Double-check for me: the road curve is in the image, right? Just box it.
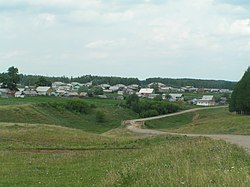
[125,106,250,154]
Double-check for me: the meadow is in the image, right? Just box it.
[0,123,250,187]
[0,97,250,186]
[145,107,250,135]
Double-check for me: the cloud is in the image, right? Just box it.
[85,39,126,49]
[0,0,249,80]
[230,19,250,35]
[0,50,27,59]
[33,13,56,28]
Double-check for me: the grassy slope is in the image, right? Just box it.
[0,123,249,186]
[145,107,250,135]
[0,97,137,133]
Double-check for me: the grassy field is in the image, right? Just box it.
[0,123,250,186]
[145,107,250,135]
[0,96,122,106]
[0,97,137,133]
[0,97,250,186]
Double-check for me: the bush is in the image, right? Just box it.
[140,109,159,118]
[64,100,92,114]
[130,99,179,118]
[40,99,94,114]
[96,110,106,123]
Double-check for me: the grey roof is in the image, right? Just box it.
[36,86,51,92]
[139,88,154,94]
[202,95,214,100]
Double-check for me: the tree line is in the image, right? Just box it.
[143,78,236,89]
[1,66,237,90]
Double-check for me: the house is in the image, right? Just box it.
[169,94,184,102]
[52,82,66,89]
[66,92,79,97]
[23,89,38,97]
[15,88,25,98]
[127,84,139,91]
[36,86,53,96]
[148,82,166,88]
[82,82,92,87]
[159,87,172,93]
[139,88,154,97]
[71,82,82,89]
[197,95,216,106]
[0,88,13,98]
[113,84,126,90]
[99,84,110,90]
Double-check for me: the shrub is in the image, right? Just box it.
[96,110,106,123]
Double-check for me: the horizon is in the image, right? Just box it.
[1,0,249,82]
[19,72,238,82]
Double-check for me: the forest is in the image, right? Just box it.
[18,74,236,89]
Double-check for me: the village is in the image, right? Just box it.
[0,81,232,107]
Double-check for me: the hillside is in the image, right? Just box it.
[0,97,138,133]
[145,107,250,135]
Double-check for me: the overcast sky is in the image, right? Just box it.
[0,0,250,81]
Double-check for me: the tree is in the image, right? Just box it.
[229,67,250,115]
[126,93,139,107]
[92,87,103,95]
[1,66,20,90]
[35,76,52,87]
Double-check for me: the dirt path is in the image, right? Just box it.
[125,106,250,154]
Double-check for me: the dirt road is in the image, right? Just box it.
[126,106,250,154]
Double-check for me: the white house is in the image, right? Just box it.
[139,88,154,97]
[197,95,216,106]
[169,94,184,102]
[15,88,25,98]
[36,86,53,96]
[148,82,166,88]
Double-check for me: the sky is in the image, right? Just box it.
[0,0,250,81]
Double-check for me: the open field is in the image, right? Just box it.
[145,107,250,135]
[0,123,250,186]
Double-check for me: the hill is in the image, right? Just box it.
[145,107,250,135]
[0,97,138,133]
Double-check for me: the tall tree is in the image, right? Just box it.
[229,67,250,115]
[1,66,20,90]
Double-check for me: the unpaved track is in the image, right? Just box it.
[126,106,250,154]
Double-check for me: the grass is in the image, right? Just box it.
[0,123,249,186]
[0,97,249,186]
[0,96,122,106]
[0,97,138,133]
[145,107,250,135]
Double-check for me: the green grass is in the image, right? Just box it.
[145,107,250,135]
[0,98,137,133]
[0,123,249,186]
[0,96,122,106]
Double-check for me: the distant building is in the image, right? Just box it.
[197,95,216,106]
[36,86,53,96]
[169,94,184,102]
[139,88,154,97]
